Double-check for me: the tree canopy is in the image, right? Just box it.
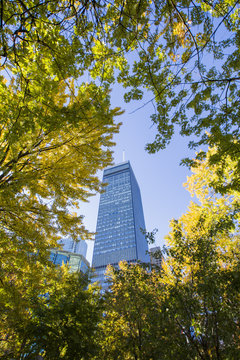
[120,0,240,169]
[1,0,239,165]
[0,266,103,359]
[0,1,239,358]
[0,1,122,355]
[1,0,239,248]
[100,150,240,360]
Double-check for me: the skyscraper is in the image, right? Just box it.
[92,161,149,287]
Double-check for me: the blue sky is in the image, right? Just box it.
[79,84,197,264]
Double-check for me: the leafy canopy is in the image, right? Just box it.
[0,265,103,360]
[100,150,240,359]
[2,0,239,168]
[1,2,240,357]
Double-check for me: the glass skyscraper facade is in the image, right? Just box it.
[92,161,149,287]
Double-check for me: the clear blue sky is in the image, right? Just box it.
[81,86,196,264]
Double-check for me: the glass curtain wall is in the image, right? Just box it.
[92,161,149,288]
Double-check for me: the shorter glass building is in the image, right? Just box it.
[58,238,87,257]
[50,249,89,274]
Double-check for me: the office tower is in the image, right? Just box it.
[149,246,162,269]
[58,237,87,258]
[92,161,149,287]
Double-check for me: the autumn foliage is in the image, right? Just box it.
[0,0,239,358]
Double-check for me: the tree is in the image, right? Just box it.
[0,75,121,354]
[0,1,123,353]
[21,272,102,360]
[1,1,239,356]
[161,149,240,359]
[1,0,239,258]
[99,150,240,360]
[0,249,57,358]
[122,0,240,176]
[97,261,168,360]
[98,261,198,360]
[0,266,103,359]
[2,1,239,173]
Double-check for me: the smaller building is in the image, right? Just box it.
[58,237,88,257]
[149,246,162,269]
[49,249,90,274]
